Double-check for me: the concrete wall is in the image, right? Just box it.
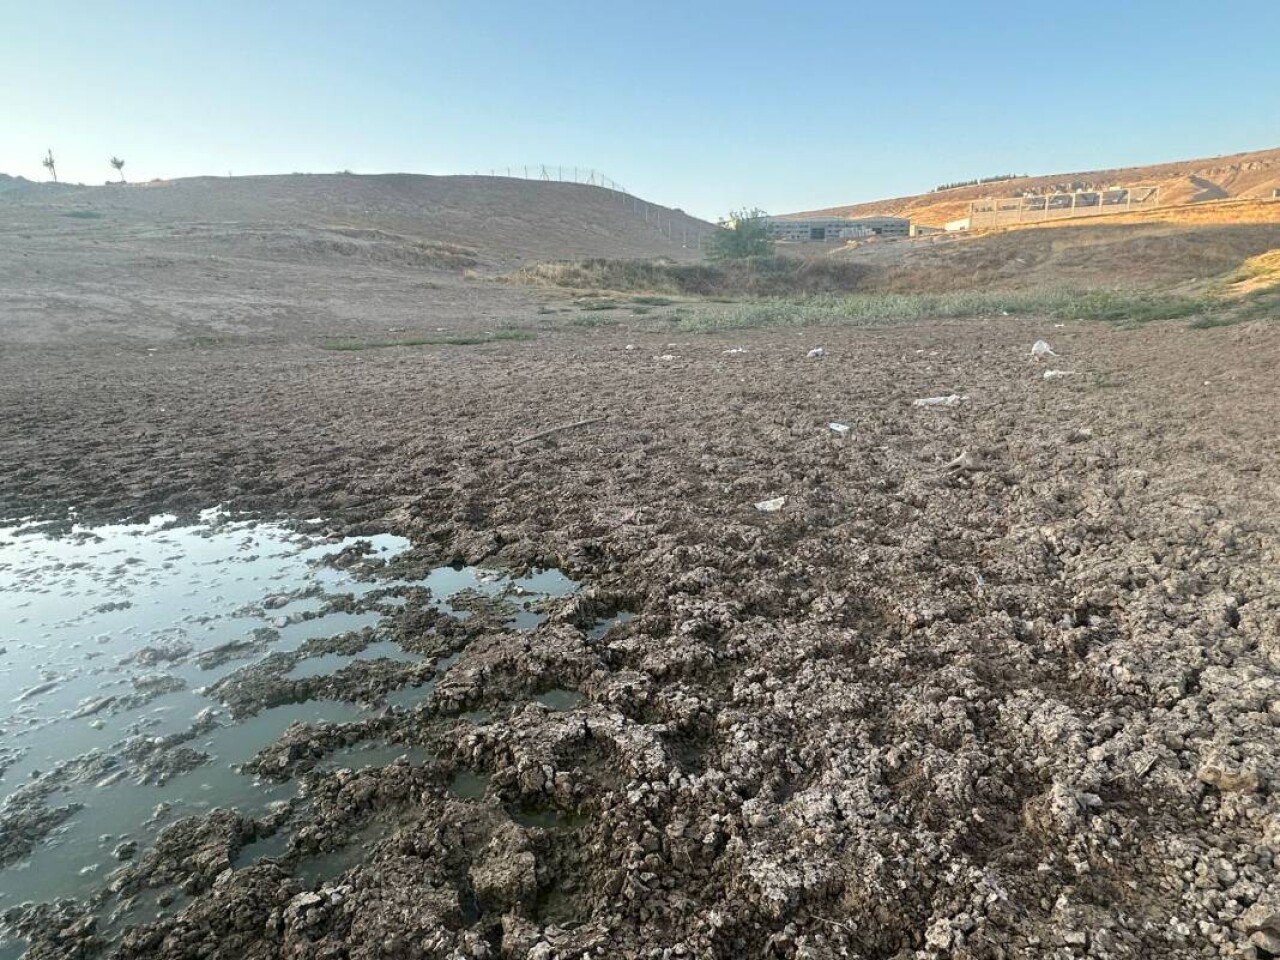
[969,188,1160,228]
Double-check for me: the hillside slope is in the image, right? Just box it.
[0,173,712,343]
[785,146,1280,227]
[828,220,1280,293]
[0,173,712,263]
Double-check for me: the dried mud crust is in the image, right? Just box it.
[2,317,1280,959]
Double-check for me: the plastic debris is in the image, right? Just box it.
[724,347,748,355]
[1031,340,1057,359]
[1043,369,1075,380]
[654,354,676,361]
[625,344,636,351]
[913,394,968,407]
[754,496,786,513]
[807,347,825,359]
[945,451,980,472]
[828,422,851,435]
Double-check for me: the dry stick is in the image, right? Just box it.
[512,416,607,447]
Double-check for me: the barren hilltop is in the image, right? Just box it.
[0,172,713,264]
[785,145,1280,226]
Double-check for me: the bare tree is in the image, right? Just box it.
[42,149,58,183]
[110,157,126,183]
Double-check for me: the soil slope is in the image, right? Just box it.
[829,219,1280,292]
[785,146,1280,226]
[0,172,712,263]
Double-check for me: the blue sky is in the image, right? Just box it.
[3,0,1278,218]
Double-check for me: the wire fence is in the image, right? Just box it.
[472,164,714,250]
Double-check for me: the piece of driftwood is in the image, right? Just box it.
[512,416,607,447]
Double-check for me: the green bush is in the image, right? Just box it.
[707,207,773,260]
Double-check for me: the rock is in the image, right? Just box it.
[113,840,138,861]
[1198,759,1262,793]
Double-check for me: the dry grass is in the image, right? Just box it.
[517,257,871,297]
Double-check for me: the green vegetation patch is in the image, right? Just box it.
[670,288,1216,332]
[322,329,535,351]
[519,256,868,298]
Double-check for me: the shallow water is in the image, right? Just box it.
[0,510,584,945]
[536,688,584,711]
[284,639,422,680]
[587,610,636,641]
[448,770,490,800]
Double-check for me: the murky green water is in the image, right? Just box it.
[536,688,584,711]
[0,510,584,952]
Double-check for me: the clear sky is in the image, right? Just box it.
[3,0,1278,219]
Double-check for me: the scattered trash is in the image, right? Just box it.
[913,394,968,408]
[944,451,980,473]
[654,354,677,361]
[1043,369,1076,380]
[1031,340,1057,359]
[828,422,851,435]
[807,347,825,359]
[754,496,786,513]
[625,344,636,351]
[724,347,747,355]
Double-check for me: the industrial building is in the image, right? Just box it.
[764,216,910,242]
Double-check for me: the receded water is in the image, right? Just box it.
[0,509,584,951]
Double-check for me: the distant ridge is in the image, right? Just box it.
[782,146,1280,227]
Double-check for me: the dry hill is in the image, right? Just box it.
[785,146,1280,227]
[0,172,712,264]
[0,173,712,343]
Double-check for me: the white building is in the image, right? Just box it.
[764,216,910,242]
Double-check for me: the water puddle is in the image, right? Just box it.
[535,689,584,711]
[321,741,433,772]
[0,509,582,950]
[294,817,403,887]
[509,805,589,831]
[587,611,636,641]
[284,639,421,680]
[448,771,490,800]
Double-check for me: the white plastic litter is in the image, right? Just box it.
[724,347,748,355]
[1043,369,1076,380]
[828,422,851,435]
[807,347,825,359]
[654,354,676,361]
[754,496,786,513]
[625,344,637,351]
[913,394,969,407]
[1031,340,1057,359]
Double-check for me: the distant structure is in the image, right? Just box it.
[764,216,910,242]
[969,186,1160,228]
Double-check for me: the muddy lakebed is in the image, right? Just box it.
[1,320,1279,958]
[0,510,629,957]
